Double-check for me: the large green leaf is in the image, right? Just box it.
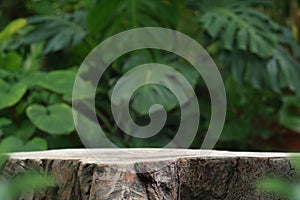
[0,137,23,153]
[110,64,195,115]
[36,70,76,96]
[276,47,300,95]
[131,85,178,114]
[0,136,46,152]
[195,0,278,58]
[219,44,300,96]
[219,50,268,89]
[121,54,199,86]
[0,80,27,110]
[26,103,74,135]
[23,12,86,53]
[278,27,300,60]
[193,0,300,96]
[87,0,178,36]
[23,137,47,151]
[266,46,300,96]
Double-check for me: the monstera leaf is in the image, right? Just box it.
[267,46,300,96]
[219,49,268,88]
[23,11,86,53]
[0,80,27,110]
[195,0,278,58]
[189,0,300,96]
[219,45,300,96]
[26,103,74,135]
[87,0,177,35]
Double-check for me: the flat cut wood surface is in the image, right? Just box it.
[2,149,298,200]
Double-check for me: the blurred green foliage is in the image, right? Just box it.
[257,157,300,199]
[0,0,299,151]
[0,170,54,200]
[0,145,54,199]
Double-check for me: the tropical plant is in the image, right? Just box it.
[0,0,299,150]
[0,17,81,150]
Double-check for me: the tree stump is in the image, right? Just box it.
[2,149,298,199]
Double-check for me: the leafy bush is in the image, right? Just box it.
[0,18,80,150]
[0,0,299,150]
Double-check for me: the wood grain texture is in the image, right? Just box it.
[2,149,298,200]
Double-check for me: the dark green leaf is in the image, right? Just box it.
[266,58,280,93]
[26,103,75,135]
[198,0,278,58]
[222,23,237,50]
[236,28,248,50]
[0,80,27,110]
[272,47,300,96]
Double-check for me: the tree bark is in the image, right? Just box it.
[2,149,298,200]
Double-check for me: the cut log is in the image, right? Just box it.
[2,149,298,199]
